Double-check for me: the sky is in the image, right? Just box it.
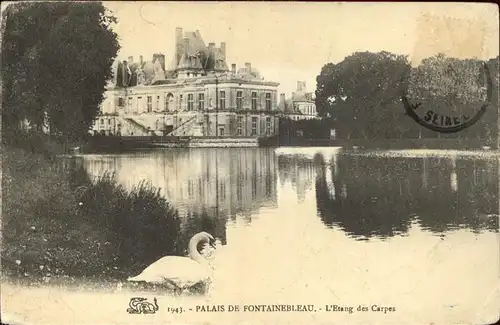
[2,2,499,96]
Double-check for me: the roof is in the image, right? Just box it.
[292,91,314,102]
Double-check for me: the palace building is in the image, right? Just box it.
[92,28,280,138]
[278,81,318,120]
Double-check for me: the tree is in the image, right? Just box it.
[408,54,487,104]
[315,51,411,139]
[408,54,496,142]
[1,2,120,142]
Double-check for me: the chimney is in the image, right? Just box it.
[297,81,302,92]
[208,42,215,56]
[220,42,226,60]
[279,93,286,111]
[175,27,183,65]
[208,43,215,68]
[245,62,251,72]
[231,64,236,74]
[183,37,190,56]
[139,55,143,65]
[122,60,130,87]
[152,53,166,72]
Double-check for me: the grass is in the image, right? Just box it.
[1,145,181,283]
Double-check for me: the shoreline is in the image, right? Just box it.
[77,136,498,154]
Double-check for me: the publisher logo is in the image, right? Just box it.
[126,297,159,314]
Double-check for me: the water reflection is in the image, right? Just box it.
[82,148,278,251]
[78,148,499,247]
[307,151,499,239]
[278,155,315,203]
[29,148,499,320]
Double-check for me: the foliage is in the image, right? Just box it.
[1,2,120,142]
[77,174,181,276]
[315,51,498,142]
[1,147,180,281]
[315,51,411,139]
[314,154,498,239]
[408,53,487,104]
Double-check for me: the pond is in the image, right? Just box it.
[5,147,498,324]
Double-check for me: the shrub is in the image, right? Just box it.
[2,146,180,282]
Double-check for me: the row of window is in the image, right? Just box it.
[235,116,273,136]
[186,176,273,202]
[98,116,273,136]
[303,104,315,115]
[99,118,115,125]
[117,91,274,112]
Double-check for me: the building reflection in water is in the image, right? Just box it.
[275,149,498,240]
[277,155,315,203]
[82,148,278,247]
[312,151,499,240]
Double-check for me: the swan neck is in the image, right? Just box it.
[187,234,207,263]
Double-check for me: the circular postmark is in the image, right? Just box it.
[402,56,492,133]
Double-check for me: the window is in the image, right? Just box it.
[188,93,194,111]
[266,116,272,135]
[178,94,183,110]
[236,180,242,202]
[219,127,225,136]
[198,93,205,111]
[236,116,243,136]
[251,92,257,110]
[220,182,226,201]
[251,117,258,135]
[107,119,111,125]
[188,180,193,198]
[165,93,174,111]
[156,96,160,111]
[125,97,132,113]
[236,91,243,110]
[147,96,152,112]
[265,93,271,111]
[252,159,257,198]
[219,91,226,110]
[137,97,142,113]
[118,97,124,107]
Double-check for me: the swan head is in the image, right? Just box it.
[195,232,217,249]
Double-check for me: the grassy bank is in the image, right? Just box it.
[2,146,181,283]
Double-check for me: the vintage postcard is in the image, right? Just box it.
[1,1,499,325]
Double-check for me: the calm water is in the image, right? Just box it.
[41,147,499,323]
[81,147,499,240]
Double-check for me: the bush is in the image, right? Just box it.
[1,146,180,282]
[77,174,181,278]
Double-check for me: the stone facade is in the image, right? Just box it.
[92,28,280,138]
[278,81,318,120]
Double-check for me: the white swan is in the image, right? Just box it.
[127,232,216,293]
